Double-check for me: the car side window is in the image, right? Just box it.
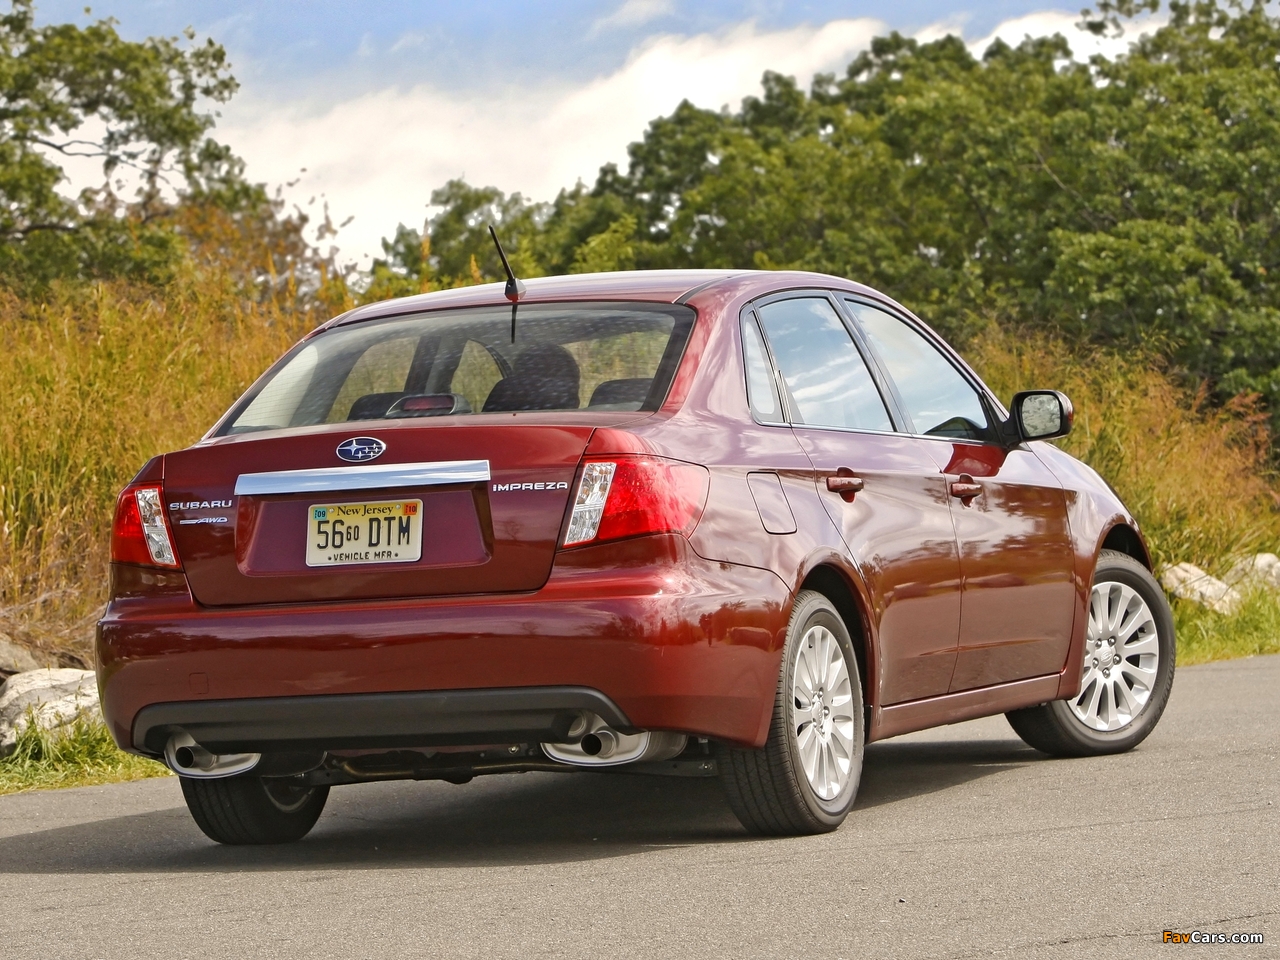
[756,297,892,432]
[742,313,785,424]
[847,301,994,442]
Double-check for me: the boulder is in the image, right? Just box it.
[0,633,41,675]
[0,669,101,758]
[1159,562,1242,615]
[1225,552,1280,591]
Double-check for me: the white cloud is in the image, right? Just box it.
[964,8,1167,60]
[913,14,971,46]
[216,18,884,264]
[590,0,675,37]
[389,32,428,54]
[97,9,1163,267]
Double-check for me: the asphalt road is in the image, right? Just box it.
[1,656,1276,960]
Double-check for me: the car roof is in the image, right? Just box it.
[325,269,891,330]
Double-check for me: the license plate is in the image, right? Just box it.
[305,499,423,567]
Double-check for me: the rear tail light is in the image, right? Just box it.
[563,457,709,547]
[111,484,180,567]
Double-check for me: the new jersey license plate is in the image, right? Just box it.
[305,499,423,566]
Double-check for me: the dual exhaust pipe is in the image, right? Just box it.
[164,715,685,777]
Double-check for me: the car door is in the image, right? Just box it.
[843,299,1077,691]
[752,294,962,705]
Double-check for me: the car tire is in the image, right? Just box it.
[719,590,865,835]
[1007,549,1175,757]
[180,773,329,845]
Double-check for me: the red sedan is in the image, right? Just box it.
[98,269,1175,843]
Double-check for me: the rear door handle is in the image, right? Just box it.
[826,474,865,502]
[950,475,982,501]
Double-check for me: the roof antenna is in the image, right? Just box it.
[488,224,525,343]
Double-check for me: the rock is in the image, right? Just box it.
[1225,553,1280,590]
[0,634,42,675]
[1160,562,1243,615]
[0,669,101,758]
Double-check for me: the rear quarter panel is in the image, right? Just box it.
[618,277,880,704]
[634,278,852,587]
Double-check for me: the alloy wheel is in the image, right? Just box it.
[1071,580,1161,732]
[791,624,857,800]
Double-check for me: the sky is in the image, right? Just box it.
[34,0,1164,266]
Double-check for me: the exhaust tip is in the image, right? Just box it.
[542,715,686,767]
[164,731,261,779]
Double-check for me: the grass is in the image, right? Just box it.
[1173,589,1280,666]
[1,269,1279,793]
[0,272,313,664]
[972,326,1280,669]
[0,714,170,796]
[970,325,1280,573]
[967,327,1280,670]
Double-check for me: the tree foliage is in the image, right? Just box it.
[10,0,1280,417]
[0,0,253,286]
[409,0,1280,417]
[364,179,544,301]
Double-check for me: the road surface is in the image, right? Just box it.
[1,656,1276,959]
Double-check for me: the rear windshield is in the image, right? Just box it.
[218,302,696,436]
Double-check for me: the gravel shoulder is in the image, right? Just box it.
[0,656,1276,959]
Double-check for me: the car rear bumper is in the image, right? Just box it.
[131,686,632,755]
[97,536,790,755]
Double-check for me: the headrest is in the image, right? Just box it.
[482,344,582,412]
[514,343,580,390]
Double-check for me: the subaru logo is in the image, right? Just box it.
[336,437,386,463]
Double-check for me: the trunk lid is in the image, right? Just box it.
[165,420,600,606]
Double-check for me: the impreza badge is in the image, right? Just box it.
[492,481,570,492]
[336,437,386,463]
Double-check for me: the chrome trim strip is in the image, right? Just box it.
[234,459,490,496]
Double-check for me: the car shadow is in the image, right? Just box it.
[0,734,1043,874]
[856,735,1043,810]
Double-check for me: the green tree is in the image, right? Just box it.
[363,223,436,301]
[569,214,636,273]
[422,179,543,283]
[367,1,1280,421]
[549,1,1280,417]
[0,0,241,287]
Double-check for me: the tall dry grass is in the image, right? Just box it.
[0,270,318,663]
[1,281,1277,667]
[970,326,1280,571]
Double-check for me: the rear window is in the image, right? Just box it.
[219,302,695,435]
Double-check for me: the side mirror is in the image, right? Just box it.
[1010,390,1073,442]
